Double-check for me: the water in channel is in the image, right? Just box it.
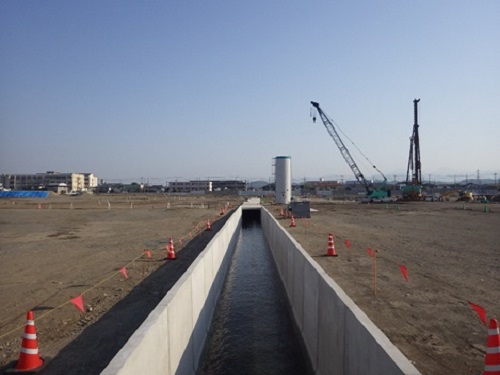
[198,213,312,375]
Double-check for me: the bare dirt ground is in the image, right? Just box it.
[282,200,500,375]
[0,193,243,374]
[0,195,499,374]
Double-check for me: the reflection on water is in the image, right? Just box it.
[198,216,312,375]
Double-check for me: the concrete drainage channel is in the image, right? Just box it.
[197,205,312,374]
[102,200,421,375]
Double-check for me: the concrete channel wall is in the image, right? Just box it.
[102,201,420,375]
[101,206,243,375]
[261,207,421,375]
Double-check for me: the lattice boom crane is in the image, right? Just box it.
[310,101,389,200]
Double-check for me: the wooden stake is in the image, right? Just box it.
[373,250,379,296]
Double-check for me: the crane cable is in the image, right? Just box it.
[328,116,387,181]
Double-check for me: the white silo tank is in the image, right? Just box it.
[274,156,292,204]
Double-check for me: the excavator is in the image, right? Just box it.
[310,101,391,202]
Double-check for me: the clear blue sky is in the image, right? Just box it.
[1,1,499,184]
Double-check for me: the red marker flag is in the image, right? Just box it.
[367,248,375,257]
[144,249,152,259]
[71,294,85,313]
[400,265,409,281]
[120,267,129,279]
[344,240,351,249]
[468,301,487,326]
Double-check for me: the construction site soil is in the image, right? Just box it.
[0,193,498,374]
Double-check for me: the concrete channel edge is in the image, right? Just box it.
[101,201,421,375]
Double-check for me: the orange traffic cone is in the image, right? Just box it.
[167,238,176,260]
[290,215,296,227]
[279,208,284,217]
[14,311,45,372]
[484,318,500,375]
[326,233,338,257]
[206,219,212,231]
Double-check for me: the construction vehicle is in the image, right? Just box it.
[402,99,423,200]
[310,101,391,202]
[457,191,474,202]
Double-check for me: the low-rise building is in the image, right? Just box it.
[168,179,246,193]
[0,171,98,192]
[212,180,246,191]
[168,180,213,193]
[81,173,98,190]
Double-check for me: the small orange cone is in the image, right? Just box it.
[484,318,500,375]
[326,233,338,257]
[206,219,212,231]
[290,215,296,227]
[279,208,284,217]
[167,238,176,260]
[14,311,45,371]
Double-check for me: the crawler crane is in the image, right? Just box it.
[310,101,391,202]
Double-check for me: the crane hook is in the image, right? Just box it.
[310,107,317,123]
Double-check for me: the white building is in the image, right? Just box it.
[81,173,99,190]
[0,171,98,192]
